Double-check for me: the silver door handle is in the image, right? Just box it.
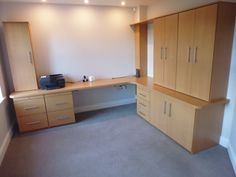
[194,47,198,63]
[164,101,167,114]
[56,102,68,106]
[161,47,163,60]
[26,121,41,125]
[188,47,191,63]
[169,103,172,117]
[24,106,39,110]
[29,51,33,64]
[165,48,167,60]
[57,116,69,120]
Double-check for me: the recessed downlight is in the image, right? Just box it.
[84,0,89,4]
[41,0,47,2]
[121,1,126,6]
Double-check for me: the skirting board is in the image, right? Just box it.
[75,98,136,113]
[220,136,229,148]
[0,125,13,165]
[228,144,236,174]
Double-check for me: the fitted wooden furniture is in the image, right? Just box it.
[3,22,38,91]
[153,14,178,90]
[133,23,148,77]
[13,96,48,132]
[132,2,236,101]
[10,76,228,153]
[176,3,236,101]
[45,92,75,127]
[136,77,227,153]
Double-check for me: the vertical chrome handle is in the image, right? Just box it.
[168,103,172,117]
[194,47,198,63]
[165,47,167,60]
[160,47,163,60]
[29,51,33,64]
[164,101,167,114]
[188,47,191,63]
[26,121,41,125]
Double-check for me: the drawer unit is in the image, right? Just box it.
[137,98,149,113]
[137,105,149,120]
[45,92,74,112]
[14,96,46,116]
[48,109,75,127]
[137,85,150,101]
[17,113,48,132]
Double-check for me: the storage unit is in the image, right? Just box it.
[176,3,236,101]
[14,96,48,132]
[3,22,38,91]
[153,14,178,90]
[45,92,75,127]
[137,85,150,122]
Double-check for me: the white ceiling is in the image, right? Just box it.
[0,0,157,7]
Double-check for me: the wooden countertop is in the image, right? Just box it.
[10,76,228,109]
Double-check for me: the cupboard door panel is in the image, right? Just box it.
[153,18,165,86]
[191,5,217,100]
[167,97,195,151]
[164,14,178,89]
[3,22,38,91]
[176,10,195,95]
[150,90,167,133]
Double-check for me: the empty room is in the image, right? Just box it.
[0,0,236,177]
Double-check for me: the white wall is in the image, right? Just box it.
[0,2,137,111]
[147,23,153,77]
[0,47,14,165]
[0,2,135,82]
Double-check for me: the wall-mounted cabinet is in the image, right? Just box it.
[3,22,38,91]
[153,14,178,90]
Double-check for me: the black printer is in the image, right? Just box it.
[39,74,65,90]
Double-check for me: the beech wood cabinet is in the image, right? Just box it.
[153,14,178,90]
[3,22,38,91]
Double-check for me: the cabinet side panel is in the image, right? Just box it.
[192,104,225,153]
[140,24,148,77]
[210,3,236,100]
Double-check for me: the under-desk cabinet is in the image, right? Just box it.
[13,92,75,132]
[137,84,225,153]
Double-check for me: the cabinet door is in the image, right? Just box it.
[153,18,165,86]
[3,22,38,91]
[167,97,195,151]
[150,90,167,133]
[176,10,195,95]
[190,5,217,100]
[135,25,141,70]
[163,14,178,89]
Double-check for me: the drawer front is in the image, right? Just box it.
[137,104,149,120]
[14,96,46,116]
[137,87,150,101]
[48,109,75,127]
[17,113,48,132]
[137,98,149,113]
[45,92,74,112]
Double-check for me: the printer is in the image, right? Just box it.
[39,74,65,90]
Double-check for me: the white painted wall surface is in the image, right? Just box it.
[0,2,136,82]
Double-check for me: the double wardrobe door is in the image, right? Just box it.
[176,5,217,100]
[154,14,178,90]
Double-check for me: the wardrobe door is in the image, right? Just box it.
[153,18,165,86]
[163,14,178,90]
[176,10,195,95]
[190,5,217,100]
[4,22,38,91]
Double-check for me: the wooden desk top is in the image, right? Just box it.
[10,76,228,109]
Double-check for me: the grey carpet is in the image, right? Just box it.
[0,104,235,177]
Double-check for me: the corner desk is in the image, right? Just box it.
[10,76,228,153]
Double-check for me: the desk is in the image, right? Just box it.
[10,77,227,153]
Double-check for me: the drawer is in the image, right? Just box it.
[14,96,46,116]
[137,105,149,120]
[137,98,149,112]
[48,109,75,127]
[137,86,150,101]
[17,113,48,132]
[45,92,74,112]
